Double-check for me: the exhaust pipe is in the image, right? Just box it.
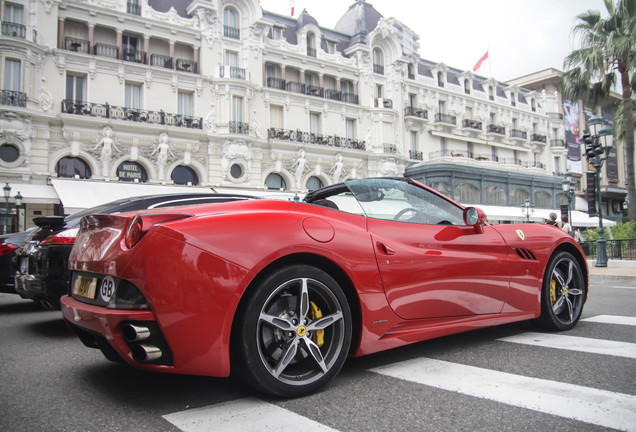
[122,324,151,342]
[131,344,162,362]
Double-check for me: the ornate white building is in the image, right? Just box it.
[1,0,571,229]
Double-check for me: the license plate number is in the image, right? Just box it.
[73,276,98,299]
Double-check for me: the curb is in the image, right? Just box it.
[589,274,636,282]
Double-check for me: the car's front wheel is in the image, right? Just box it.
[538,251,586,331]
[235,265,352,398]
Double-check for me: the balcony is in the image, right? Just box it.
[229,121,250,135]
[305,85,324,97]
[1,21,25,39]
[510,129,527,140]
[531,134,547,143]
[123,48,147,64]
[94,43,119,59]
[176,58,197,73]
[487,124,506,135]
[462,119,482,130]
[307,47,317,57]
[374,98,393,109]
[435,113,457,125]
[384,143,397,154]
[268,127,366,150]
[61,100,202,129]
[409,150,423,160]
[65,37,90,53]
[286,81,305,94]
[220,66,246,79]
[150,54,173,69]
[266,77,286,90]
[224,26,240,39]
[2,90,27,108]
[341,92,359,105]
[373,64,384,75]
[550,139,566,148]
[404,106,428,120]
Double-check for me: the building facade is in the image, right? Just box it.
[1,0,579,230]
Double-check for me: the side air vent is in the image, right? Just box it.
[515,248,537,260]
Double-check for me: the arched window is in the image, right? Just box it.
[453,182,479,204]
[117,161,147,183]
[373,48,384,75]
[510,188,530,206]
[265,173,286,190]
[534,191,552,208]
[223,7,239,39]
[437,71,445,87]
[171,165,199,186]
[464,79,471,94]
[307,32,316,57]
[484,185,506,205]
[305,176,323,191]
[555,192,568,207]
[407,63,415,79]
[56,156,92,179]
[429,181,450,195]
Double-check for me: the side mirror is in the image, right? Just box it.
[463,207,486,233]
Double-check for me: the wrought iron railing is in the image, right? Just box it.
[405,106,428,119]
[580,239,636,260]
[373,64,384,74]
[2,90,27,108]
[123,48,146,64]
[551,139,566,148]
[1,21,25,38]
[462,119,482,130]
[267,128,366,150]
[61,100,202,129]
[266,77,286,90]
[531,134,547,143]
[488,124,506,135]
[265,79,358,104]
[229,121,250,135]
[224,26,240,39]
[435,113,457,125]
[176,58,196,73]
[384,143,397,154]
[510,129,527,139]
[409,150,423,160]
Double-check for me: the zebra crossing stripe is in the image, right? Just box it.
[582,315,636,326]
[498,332,636,359]
[369,358,636,432]
[163,397,339,432]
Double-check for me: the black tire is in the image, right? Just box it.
[538,251,586,331]
[235,265,352,398]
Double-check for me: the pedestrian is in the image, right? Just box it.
[561,215,572,235]
[546,212,561,228]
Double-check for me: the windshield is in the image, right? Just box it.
[344,178,465,225]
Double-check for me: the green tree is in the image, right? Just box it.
[561,0,636,220]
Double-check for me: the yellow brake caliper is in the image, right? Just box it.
[310,301,324,347]
[550,279,557,304]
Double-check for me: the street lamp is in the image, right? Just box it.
[15,191,23,232]
[521,198,534,223]
[2,183,10,234]
[562,171,576,225]
[583,114,614,268]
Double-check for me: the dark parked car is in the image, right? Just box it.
[0,228,35,293]
[15,193,252,309]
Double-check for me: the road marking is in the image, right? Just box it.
[607,286,636,290]
[370,358,636,432]
[582,315,636,326]
[498,332,636,359]
[163,397,339,432]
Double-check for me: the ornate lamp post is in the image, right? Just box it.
[583,114,614,267]
[2,183,10,234]
[15,191,23,232]
[562,171,576,225]
[521,198,534,223]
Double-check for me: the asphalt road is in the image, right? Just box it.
[1,279,634,432]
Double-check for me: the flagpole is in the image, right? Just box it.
[489,46,492,78]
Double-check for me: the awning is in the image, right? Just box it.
[2,183,59,205]
[472,204,616,227]
[50,179,217,214]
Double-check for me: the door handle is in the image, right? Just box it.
[376,242,396,255]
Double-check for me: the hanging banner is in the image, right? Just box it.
[563,100,582,174]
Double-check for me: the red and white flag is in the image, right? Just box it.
[288,0,297,16]
[472,50,489,72]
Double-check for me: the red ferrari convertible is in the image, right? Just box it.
[61,177,587,397]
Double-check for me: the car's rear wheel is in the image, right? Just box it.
[235,265,352,398]
[538,251,586,331]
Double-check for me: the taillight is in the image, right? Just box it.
[125,215,143,249]
[0,242,18,257]
[124,213,191,249]
[40,228,79,245]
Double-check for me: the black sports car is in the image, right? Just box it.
[0,228,34,293]
[15,193,252,309]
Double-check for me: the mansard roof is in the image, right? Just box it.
[334,0,384,35]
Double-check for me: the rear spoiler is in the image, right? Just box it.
[33,216,66,228]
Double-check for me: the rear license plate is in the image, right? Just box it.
[72,275,98,299]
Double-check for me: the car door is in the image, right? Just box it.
[346,178,510,320]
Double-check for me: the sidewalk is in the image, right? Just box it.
[588,260,636,282]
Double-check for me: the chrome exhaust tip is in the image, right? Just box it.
[131,344,162,362]
[122,324,151,342]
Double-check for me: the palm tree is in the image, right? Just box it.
[561,0,635,220]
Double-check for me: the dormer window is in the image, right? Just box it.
[307,32,316,57]
[511,92,516,107]
[437,71,444,87]
[408,63,415,80]
[489,86,494,101]
[326,40,337,54]
[464,79,470,94]
[373,48,384,75]
[270,26,284,40]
